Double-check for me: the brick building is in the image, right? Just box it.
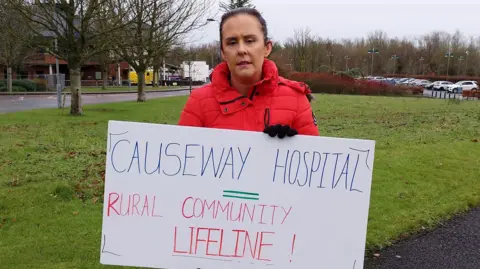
[0,52,130,85]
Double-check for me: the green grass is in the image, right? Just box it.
[0,94,479,268]
[79,86,185,93]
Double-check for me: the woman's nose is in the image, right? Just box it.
[237,41,247,55]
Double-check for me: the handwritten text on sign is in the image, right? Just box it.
[100,121,375,269]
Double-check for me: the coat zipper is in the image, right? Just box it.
[263,108,270,128]
[249,86,257,100]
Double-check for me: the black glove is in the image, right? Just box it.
[263,124,298,139]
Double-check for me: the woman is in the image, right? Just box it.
[178,7,319,139]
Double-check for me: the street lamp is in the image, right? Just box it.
[42,33,62,108]
[206,18,220,69]
[344,56,350,71]
[465,50,469,76]
[368,48,379,76]
[326,51,334,71]
[458,56,464,76]
[54,38,61,107]
[445,49,454,78]
[419,57,425,75]
[390,54,399,75]
[362,58,368,77]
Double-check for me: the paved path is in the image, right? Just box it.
[364,206,480,269]
[0,89,191,113]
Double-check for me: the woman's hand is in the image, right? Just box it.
[263,124,298,139]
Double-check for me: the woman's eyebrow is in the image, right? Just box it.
[225,34,258,40]
[243,34,257,39]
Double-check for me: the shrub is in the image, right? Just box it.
[32,78,48,91]
[13,80,37,91]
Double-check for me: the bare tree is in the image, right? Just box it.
[95,50,120,90]
[284,28,315,72]
[0,1,36,92]
[268,28,479,78]
[113,0,214,102]
[8,0,130,115]
[219,0,255,12]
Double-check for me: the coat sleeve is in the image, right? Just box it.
[178,94,204,127]
[292,94,320,136]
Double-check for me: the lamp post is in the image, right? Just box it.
[465,50,469,76]
[368,48,379,76]
[344,56,350,71]
[362,58,368,77]
[54,38,61,108]
[390,54,399,75]
[419,57,424,75]
[445,49,454,78]
[207,18,220,69]
[326,51,334,71]
[457,56,464,76]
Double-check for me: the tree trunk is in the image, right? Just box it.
[7,66,12,92]
[70,68,83,115]
[152,68,157,87]
[137,70,146,102]
[102,66,108,90]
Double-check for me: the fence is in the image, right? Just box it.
[1,72,201,91]
[64,79,132,87]
[429,90,479,100]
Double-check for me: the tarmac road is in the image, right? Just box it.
[0,89,191,114]
[364,207,480,269]
[2,88,475,114]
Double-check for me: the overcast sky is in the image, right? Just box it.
[191,0,480,45]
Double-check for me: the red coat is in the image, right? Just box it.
[178,59,319,136]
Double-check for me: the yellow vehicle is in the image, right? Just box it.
[128,67,154,85]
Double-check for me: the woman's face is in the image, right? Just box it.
[221,14,272,84]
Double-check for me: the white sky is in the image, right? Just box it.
[191,0,480,45]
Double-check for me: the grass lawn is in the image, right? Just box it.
[0,94,479,268]
[78,86,186,93]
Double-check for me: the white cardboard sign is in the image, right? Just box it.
[100,120,375,269]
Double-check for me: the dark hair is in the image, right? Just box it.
[219,8,269,50]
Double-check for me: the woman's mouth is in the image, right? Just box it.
[237,61,251,66]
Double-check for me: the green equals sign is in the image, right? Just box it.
[223,190,259,201]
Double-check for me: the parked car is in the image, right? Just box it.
[425,82,437,90]
[432,81,454,91]
[409,79,431,87]
[445,80,478,93]
[398,78,417,85]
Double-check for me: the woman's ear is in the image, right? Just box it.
[221,50,226,61]
[264,40,273,58]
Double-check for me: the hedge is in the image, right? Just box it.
[0,79,38,92]
[0,85,28,92]
[287,72,423,96]
[383,74,480,84]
